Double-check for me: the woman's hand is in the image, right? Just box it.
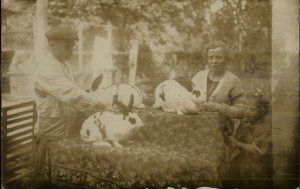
[228,136,239,145]
[229,136,262,154]
[202,102,222,111]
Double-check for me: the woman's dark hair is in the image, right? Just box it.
[246,88,270,121]
[204,40,230,62]
[256,95,270,120]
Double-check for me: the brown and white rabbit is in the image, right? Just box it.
[80,94,144,147]
[153,78,205,115]
[88,74,145,109]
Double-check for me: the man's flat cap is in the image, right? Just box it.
[46,27,79,40]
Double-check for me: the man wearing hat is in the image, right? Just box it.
[32,26,104,188]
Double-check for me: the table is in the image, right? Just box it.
[46,109,228,189]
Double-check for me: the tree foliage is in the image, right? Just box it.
[48,0,270,54]
[48,0,209,52]
[48,0,271,83]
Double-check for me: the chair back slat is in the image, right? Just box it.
[7,135,33,149]
[7,140,33,153]
[1,100,37,184]
[7,121,34,133]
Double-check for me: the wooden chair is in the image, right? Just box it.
[1,101,37,186]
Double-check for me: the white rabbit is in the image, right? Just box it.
[153,78,205,115]
[88,75,145,109]
[80,94,144,147]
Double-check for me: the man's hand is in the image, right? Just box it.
[95,102,106,110]
[202,102,222,111]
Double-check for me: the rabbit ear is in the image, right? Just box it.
[113,93,119,106]
[112,93,129,116]
[128,94,134,112]
[90,74,103,91]
[174,77,193,92]
[114,100,129,117]
[159,88,166,101]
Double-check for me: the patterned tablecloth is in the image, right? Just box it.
[46,109,228,189]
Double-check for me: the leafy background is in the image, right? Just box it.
[2,0,271,97]
[46,0,271,93]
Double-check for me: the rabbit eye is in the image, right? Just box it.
[192,90,201,97]
[129,117,136,124]
[86,129,90,136]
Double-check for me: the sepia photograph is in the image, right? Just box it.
[1,0,299,189]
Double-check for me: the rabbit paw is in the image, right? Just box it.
[112,141,123,148]
[176,109,184,115]
[138,104,145,109]
[153,103,160,109]
[92,141,112,147]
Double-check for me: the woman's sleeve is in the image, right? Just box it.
[230,78,245,106]
[219,104,244,118]
[218,78,245,118]
[191,72,200,86]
